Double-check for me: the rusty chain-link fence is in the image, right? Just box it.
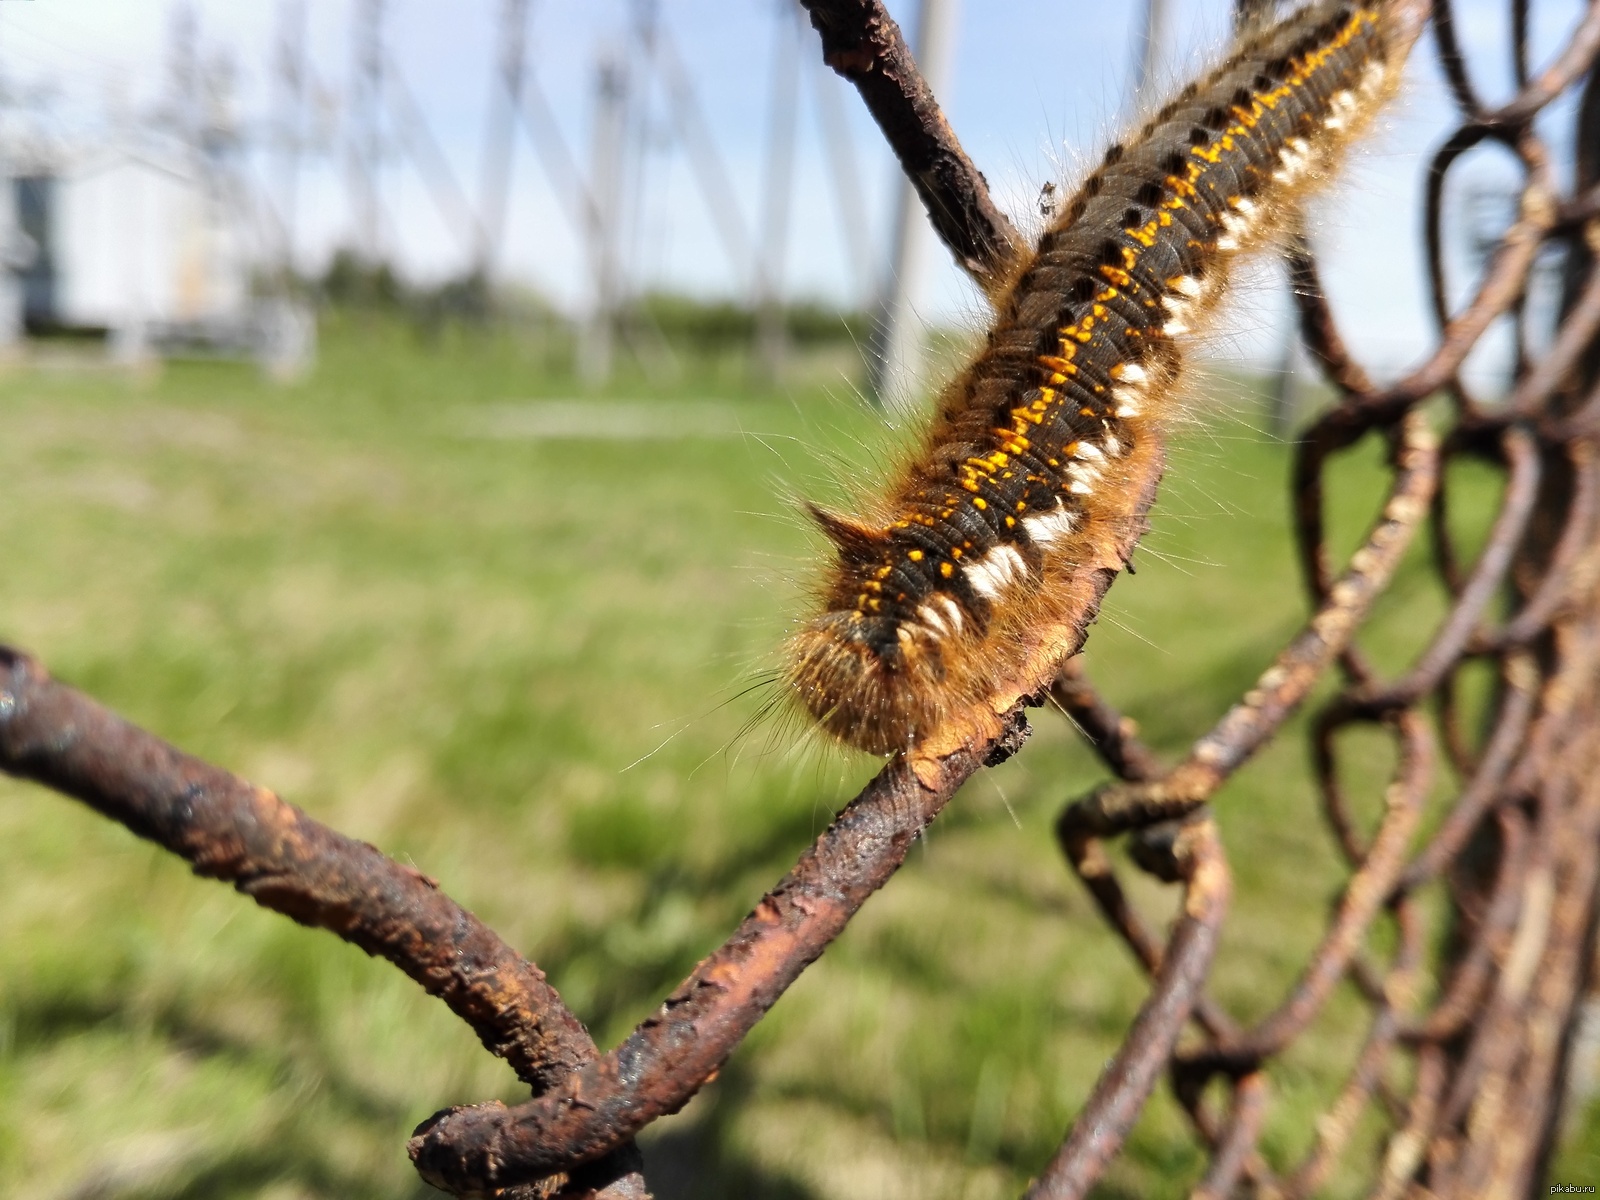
[4,0,1600,1195]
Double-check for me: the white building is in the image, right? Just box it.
[7,135,312,373]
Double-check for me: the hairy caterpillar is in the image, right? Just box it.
[787,0,1402,756]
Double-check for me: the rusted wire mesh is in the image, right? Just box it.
[3,0,1600,1195]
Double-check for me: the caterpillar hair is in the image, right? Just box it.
[786,0,1403,756]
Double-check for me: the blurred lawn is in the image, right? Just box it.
[0,316,1594,1198]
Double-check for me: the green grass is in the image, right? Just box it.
[0,316,1592,1198]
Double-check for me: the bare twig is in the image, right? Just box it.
[797,0,1024,291]
[1050,659,1164,783]
[1062,411,1439,839]
[1024,818,1230,1199]
[408,716,1019,1192]
[0,645,647,1200]
[1284,228,1377,396]
[0,647,591,1092]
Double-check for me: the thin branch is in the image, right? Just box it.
[0,644,648,1200]
[1062,411,1440,839]
[408,712,1023,1193]
[797,0,1024,291]
[1486,0,1600,126]
[1307,131,1556,442]
[1284,227,1376,397]
[1180,712,1433,1076]
[1431,0,1485,116]
[1023,818,1231,1200]
[1512,248,1600,417]
[1472,447,1600,650]
[0,647,587,1091]
[1334,427,1542,716]
[1050,659,1164,783]
[1188,1072,1270,1200]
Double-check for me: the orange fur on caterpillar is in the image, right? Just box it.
[786,0,1405,756]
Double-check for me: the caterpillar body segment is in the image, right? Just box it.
[788,0,1403,756]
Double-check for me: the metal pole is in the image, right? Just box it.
[477,0,529,284]
[168,4,200,154]
[809,35,873,306]
[273,0,307,279]
[1132,0,1170,99]
[868,0,957,408]
[640,10,755,292]
[348,0,385,267]
[0,7,18,351]
[755,1,801,384]
[515,70,601,260]
[387,56,483,260]
[580,51,627,387]
[167,5,203,333]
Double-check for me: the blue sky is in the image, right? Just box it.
[0,0,1585,374]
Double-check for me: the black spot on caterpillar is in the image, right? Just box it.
[786,0,1403,757]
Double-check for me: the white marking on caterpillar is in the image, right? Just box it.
[965,545,1029,600]
[1325,89,1358,129]
[1065,462,1101,491]
[1023,507,1078,546]
[917,603,951,638]
[1274,136,1316,186]
[1112,361,1152,409]
[1358,59,1388,98]
[934,595,964,634]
